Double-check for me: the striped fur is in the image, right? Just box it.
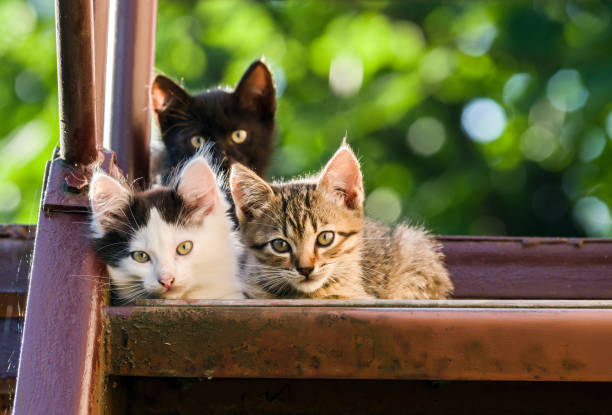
[231,143,453,299]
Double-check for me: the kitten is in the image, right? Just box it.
[151,59,276,181]
[89,154,243,303]
[230,141,453,299]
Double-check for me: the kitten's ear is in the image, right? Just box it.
[234,60,276,118]
[89,173,130,232]
[230,163,274,221]
[151,75,191,115]
[176,157,220,222]
[317,143,364,210]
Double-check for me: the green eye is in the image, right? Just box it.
[270,239,290,253]
[316,231,335,247]
[191,135,205,148]
[231,129,247,143]
[131,251,150,263]
[176,240,193,255]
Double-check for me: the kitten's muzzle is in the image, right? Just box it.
[158,275,175,290]
[296,266,314,277]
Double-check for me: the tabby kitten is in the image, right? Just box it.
[89,155,243,303]
[230,142,453,299]
[151,59,276,181]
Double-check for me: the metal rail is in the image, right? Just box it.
[104,0,157,185]
[106,305,612,382]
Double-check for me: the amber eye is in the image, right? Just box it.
[191,135,205,148]
[131,251,150,263]
[231,129,247,143]
[270,239,291,253]
[176,241,193,255]
[316,231,335,247]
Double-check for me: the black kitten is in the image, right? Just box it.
[151,59,276,181]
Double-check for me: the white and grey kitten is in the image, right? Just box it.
[89,155,243,303]
[231,141,453,299]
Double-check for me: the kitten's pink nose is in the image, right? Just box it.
[297,267,314,277]
[158,276,175,289]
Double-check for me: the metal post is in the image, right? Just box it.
[55,0,99,164]
[12,0,115,413]
[104,0,157,186]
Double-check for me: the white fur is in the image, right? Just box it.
[89,173,130,238]
[108,206,243,301]
[91,154,244,302]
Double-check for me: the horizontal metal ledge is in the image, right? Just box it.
[104,305,612,382]
[135,299,612,309]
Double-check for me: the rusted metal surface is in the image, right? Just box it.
[12,0,113,413]
[43,148,122,212]
[105,304,612,382]
[441,236,612,299]
[105,0,157,184]
[0,318,21,379]
[108,377,612,415]
[13,209,108,414]
[55,0,100,165]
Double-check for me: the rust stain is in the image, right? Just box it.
[103,306,612,382]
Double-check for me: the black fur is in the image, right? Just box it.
[152,60,276,181]
[93,188,191,267]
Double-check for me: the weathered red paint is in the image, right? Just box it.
[441,236,612,299]
[105,304,612,382]
[11,1,112,414]
[105,0,157,185]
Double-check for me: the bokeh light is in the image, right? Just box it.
[0,181,21,213]
[502,73,532,105]
[418,47,456,84]
[461,98,507,143]
[578,128,606,162]
[573,197,612,237]
[456,22,498,57]
[520,125,557,162]
[546,69,589,112]
[406,117,446,156]
[365,187,402,224]
[329,53,364,97]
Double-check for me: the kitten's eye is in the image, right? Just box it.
[316,231,335,247]
[176,241,193,255]
[270,239,291,253]
[231,129,247,143]
[191,135,205,148]
[131,251,150,263]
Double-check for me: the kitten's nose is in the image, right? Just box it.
[297,266,314,277]
[158,276,175,289]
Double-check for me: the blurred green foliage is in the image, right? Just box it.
[2,0,612,237]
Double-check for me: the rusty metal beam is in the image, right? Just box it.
[105,304,612,382]
[441,236,612,299]
[104,0,157,185]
